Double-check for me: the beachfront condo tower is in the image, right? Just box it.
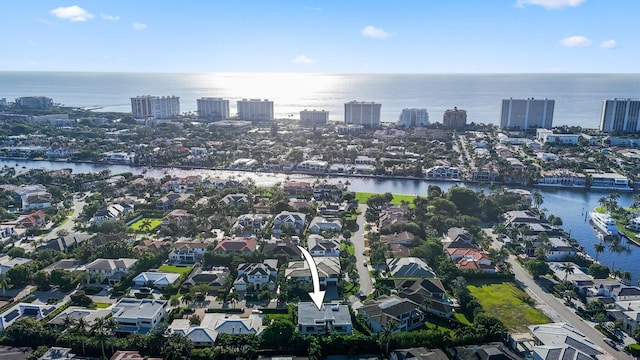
[300,110,329,127]
[599,98,640,133]
[500,98,554,130]
[197,97,229,121]
[344,100,381,127]
[398,108,430,128]
[442,107,467,129]
[131,95,180,119]
[237,99,274,122]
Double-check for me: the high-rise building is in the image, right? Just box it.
[442,107,467,129]
[398,108,429,128]
[599,98,640,133]
[197,97,229,121]
[131,95,180,119]
[237,99,274,122]
[15,96,53,109]
[500,98,554,130]
[344,100,381,127]
[300,110,329,127]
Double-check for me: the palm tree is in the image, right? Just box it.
[140,219,153,233]
[61,315,77,347]
[91,316,118,359]
[560,262,575,282]
[622,271,632,285]
[593,242,605,262]
[74,317,89,355]
[0,274,8,296]
[533,192,543,209]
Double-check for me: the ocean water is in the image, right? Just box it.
[1,72,640,127]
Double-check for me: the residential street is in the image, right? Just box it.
[483,228,635,360]
[352,204,373,296]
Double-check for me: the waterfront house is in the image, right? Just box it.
[283,181,311,196]
[296,160,328,174]
[358,295,424,333]
[298,303,352,335]
[112,298,167,335]
[537,169,587,187]
[424,166,460,180]
[379,204,410,229]
[545,237,577,261]
[85,258,137,284]
[160,176,201,193]
[312,183,343,201]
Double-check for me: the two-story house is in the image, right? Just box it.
[358,295,425,333]
[308,217,343,234]
[169,241,210,263]
[112,298,167,335]
[85,258,137,284]
[272,211,307,237]
[297,303,352,335]
[285,256,340,287]
[307,235,341,257]
[233,259,278,292]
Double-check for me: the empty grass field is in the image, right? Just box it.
[468,279,550,332]
[128,218,162,233]
[158,264,193,275]
[355,192,417,207]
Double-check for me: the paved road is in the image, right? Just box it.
[44,196,87,240]
[352,204,373,296]
[483,228,634,360]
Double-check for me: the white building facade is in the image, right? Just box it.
[300,110,329,127]
[131,95,180,119]
[197,97,229,120]
[398,108,429,128]
[344,100,381,127]
[599,98,640,133]
[500,98,554,130]
[237,99,274,122]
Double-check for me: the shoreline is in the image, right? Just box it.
[3,156,639,194]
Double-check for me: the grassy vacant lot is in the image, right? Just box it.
[355,192,417,207]
[468,279,550,332]
[128,218,162,233]
[159,264,193,275]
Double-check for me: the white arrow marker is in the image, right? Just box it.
[297,245,326,310]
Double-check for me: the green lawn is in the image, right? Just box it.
[94,302,111,309]
[468,280,550,332]
[453,312,472,325]
[159,264,193,275]
[128,218,162,233]
[355,192,417,207]
[340,242,355,256]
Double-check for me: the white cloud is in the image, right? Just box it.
[600,40,617,49]
[292,55,315,65]
[515,0,585,9]
[361,25,391,39]
[50,5,94,22]
[132,23,148,31]
[101,14,120,21]
[560,35,592,47]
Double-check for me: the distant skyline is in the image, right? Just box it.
[1,0,637,73]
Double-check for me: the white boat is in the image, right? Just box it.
[589,211,618,235]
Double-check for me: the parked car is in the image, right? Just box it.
[603,338,618,350]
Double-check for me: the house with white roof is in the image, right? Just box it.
[133,271,181,288]
[297,303,352,335]
[528,322,604,360]
[0,303,58,329]
[169,310,265,347]
[112,298,168,335]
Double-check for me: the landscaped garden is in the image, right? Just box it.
[159,264,193,275]
[467,279,550,332]
[128,218,162,233]
[355,192,417,207]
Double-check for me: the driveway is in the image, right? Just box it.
[352,204,373,296]
[482,228,634,360]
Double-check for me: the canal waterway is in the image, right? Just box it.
[2,158,638,283]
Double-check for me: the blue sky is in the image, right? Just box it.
[0,0,637,73]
